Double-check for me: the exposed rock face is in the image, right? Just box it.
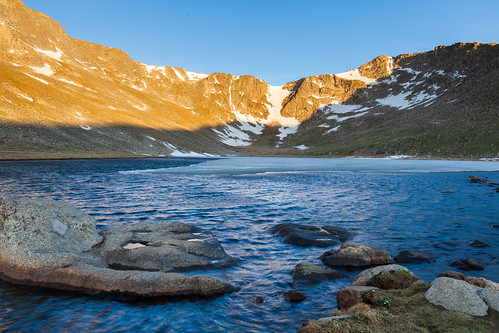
[270,223,352,247]
[336,286,379,309]
[321,243,395,268]
[394,250,436,263]
[281,75,368,122]
[424,277,497,316]
[0,194,236,297]
[351,264,413,286]
[291,262,347,283]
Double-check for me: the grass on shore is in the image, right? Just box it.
[298,282,498,333]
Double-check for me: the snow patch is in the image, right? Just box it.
[335,68,376,84]
[294,145,308,150]
[32,46,63,61]
[327,112,368,122]
[170,150,214,158]
[265,85,299,127]
[277,126,298,141]
[324,125,341,134]
[213,125,252,147]
[185,71,209,81]
[376,90,439,110]
[233,111,264,135]
[30,64,54,76]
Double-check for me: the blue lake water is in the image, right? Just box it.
[0,157,498,332]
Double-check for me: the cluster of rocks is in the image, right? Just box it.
[271,222,493,306]
[0,194,238,298]
[333,264,499,318]
[469,175,499,193]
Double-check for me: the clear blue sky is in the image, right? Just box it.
[24,0,499,85]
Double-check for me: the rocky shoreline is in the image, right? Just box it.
[1,193,497,331]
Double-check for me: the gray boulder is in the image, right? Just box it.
[0,194,236,297]
[351,264,414,286]
[424,277,491,316]
[292,262,347,283]
[321,243,394,268]
[271,223,352,247]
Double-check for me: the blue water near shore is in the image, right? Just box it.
[0,157,498,332]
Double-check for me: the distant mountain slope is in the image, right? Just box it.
[0,0,497,159]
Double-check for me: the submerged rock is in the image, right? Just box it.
[321,243,394,268]
[469,240,490,248]
[284,290,306,302]
[292,262,347,283]
[0,194,236,297]
[270,223,352,247]
[450,258,484,271]
[394,250,435,263]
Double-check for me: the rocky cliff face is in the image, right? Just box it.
[0,0,497,159]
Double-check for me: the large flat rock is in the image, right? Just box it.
[0,194,236,297]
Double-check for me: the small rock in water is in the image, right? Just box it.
[394,250,436,263]
[441,190,455,194]
[284,290,306,302]
[255,296,264,303]
[469,240,490,248]
[450,258,484,271]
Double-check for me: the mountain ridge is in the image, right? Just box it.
[1,0,498,159]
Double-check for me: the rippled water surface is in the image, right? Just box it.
[0,157,498,332]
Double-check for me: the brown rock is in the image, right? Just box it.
[336,286,378,309]
[284,290,306,303]
[321,243,394,268]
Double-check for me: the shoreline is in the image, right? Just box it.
[1,153,498,163]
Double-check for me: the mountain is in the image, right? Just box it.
[1,0,498,159]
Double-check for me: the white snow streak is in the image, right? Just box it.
[24,73,49,85]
